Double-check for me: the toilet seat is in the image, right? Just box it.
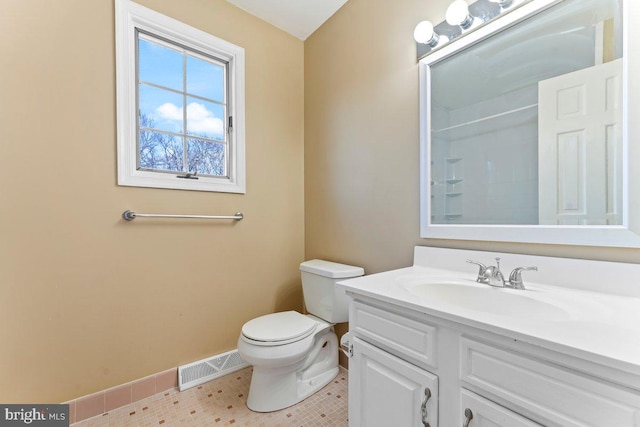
[241,311,318,346]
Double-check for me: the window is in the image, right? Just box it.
[116,0,245,193]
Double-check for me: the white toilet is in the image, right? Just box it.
[237,259,364,412]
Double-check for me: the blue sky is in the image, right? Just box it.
[138,36,226,141]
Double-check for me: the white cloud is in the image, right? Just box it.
[155,102,224,137]
[186,103,211,121]
[156,102,183,121]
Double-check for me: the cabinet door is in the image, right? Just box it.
[460,389,542,427]
[350,337,438,427]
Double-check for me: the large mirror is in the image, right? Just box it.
[419,0,640,246]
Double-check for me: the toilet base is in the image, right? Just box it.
[246,330,339,412]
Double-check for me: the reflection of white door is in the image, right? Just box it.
[538,59,622,225]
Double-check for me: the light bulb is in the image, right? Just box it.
[446,0,474,29]
[414,21,439,47]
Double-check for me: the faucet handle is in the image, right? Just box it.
[508,266,538,290]
[466,259,487,283]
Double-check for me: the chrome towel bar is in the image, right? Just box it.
[122,210,243,221]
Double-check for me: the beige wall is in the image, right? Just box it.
[304,0,640,281]
[0,0,304,403]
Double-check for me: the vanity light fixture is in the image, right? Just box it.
[413,0,532,60]
[414,20,440,47]
[446,0,476,29]
[415,0,526,60]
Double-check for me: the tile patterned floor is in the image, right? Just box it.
[73,367,348,426]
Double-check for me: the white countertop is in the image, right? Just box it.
[337,247,640,379]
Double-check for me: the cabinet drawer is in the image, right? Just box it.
[351,301,437,368]
[460,338,640,427]
[460,389,542,427]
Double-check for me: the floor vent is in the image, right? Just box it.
[178,349,249,391]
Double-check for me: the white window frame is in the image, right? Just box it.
[115,0,245,193]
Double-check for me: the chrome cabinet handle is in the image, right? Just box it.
[421,387,432,427]
[463,408,473,427]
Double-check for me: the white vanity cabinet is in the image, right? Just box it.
[339,247,640,426]
[345,297,640,427]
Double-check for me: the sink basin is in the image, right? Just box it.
[401,278,572,321]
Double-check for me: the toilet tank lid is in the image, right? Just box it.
[299,259,364,278]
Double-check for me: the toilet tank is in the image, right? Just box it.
[299,259,364,323]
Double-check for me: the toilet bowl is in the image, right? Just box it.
[237,260,364,412]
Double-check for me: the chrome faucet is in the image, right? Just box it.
[484,257,506,287]
[508,266,538,290]
[467,257,537,290]
[466,259,487,283]
[467,258,504,286]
